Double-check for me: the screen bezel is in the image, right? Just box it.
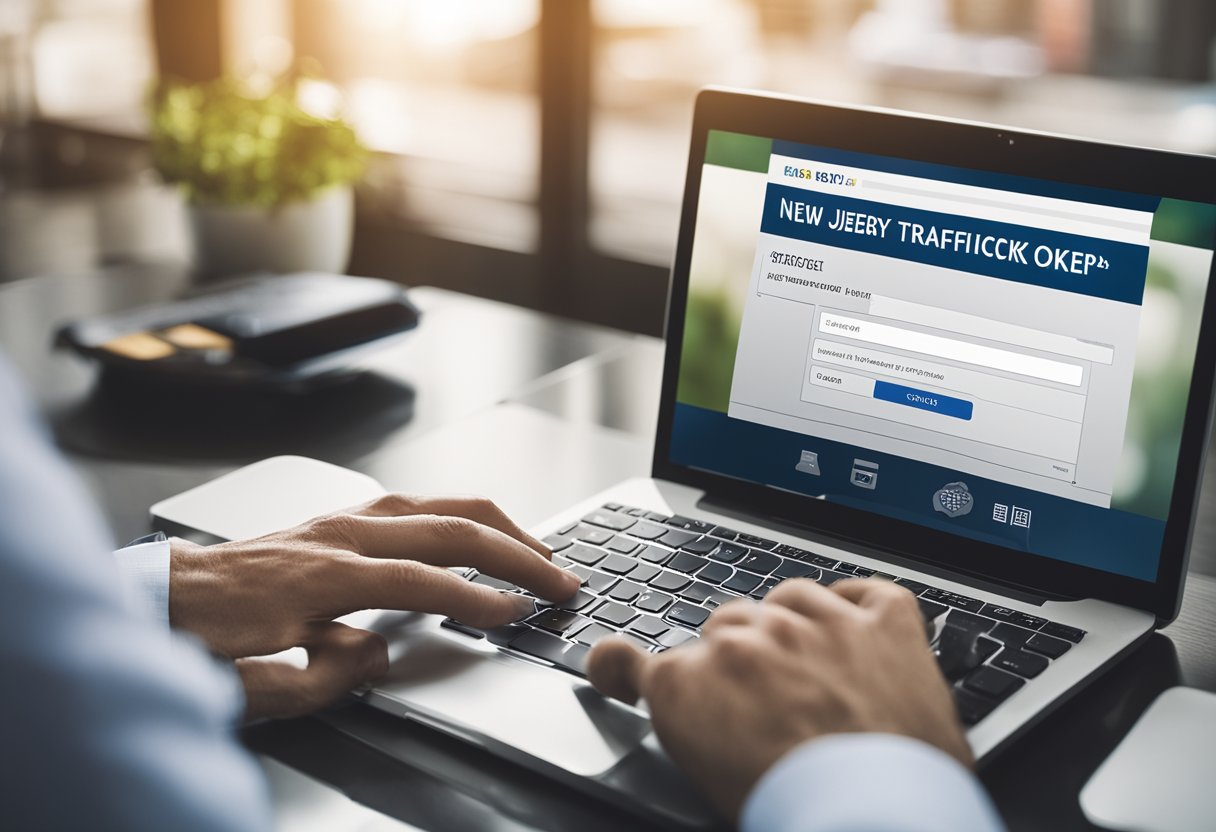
[651,88,1216,623]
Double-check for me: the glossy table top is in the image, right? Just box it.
[3,266,1215,832]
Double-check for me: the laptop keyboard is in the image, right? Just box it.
[443,503,1086,727]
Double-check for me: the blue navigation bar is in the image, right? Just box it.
[873,381,973,420]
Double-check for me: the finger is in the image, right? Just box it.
[763,577,859,621]
[349,494,551,558]
[830,577,916,609]
[237,622,388,720]
[831,578,928,636]
[341,558,538,628]
[337,514,579,601]
[587,637,651,705]
[699,597,761,636]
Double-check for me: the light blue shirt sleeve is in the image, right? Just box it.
[740,734,1005,832]
[113,538,172,626]
[0,355,271,831]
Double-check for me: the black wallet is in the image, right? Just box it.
[56,273,422,391]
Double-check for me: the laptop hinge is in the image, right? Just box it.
[697,494,1068,607]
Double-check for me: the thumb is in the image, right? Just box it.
[237,622,388,721]
[587,637,650,705]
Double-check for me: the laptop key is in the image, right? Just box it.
[602,502,623,511]
[992,649,1050,679]
[657,529,698,548]
[679,581,715,604]
[710,542,748,563]
[704,589,739,608]
[627,615,670,640]
[441,619,529,647]
[565,544,606,566]
[1025,633,1072,659]
[556,589,597,612]
[577,528,615,546]
[567,564,593,584]
[634,590,675,613]
[953,687,999,726]
[681,537,719,555]
[917,598,949,622]
[582,510,636,532]
[737,550,781,575]
[530,609,589,635]
[605,537,640,556]
[724,571,763,594]
[751,577,779,599]
[1009,612,1048,631]
[921,588,984,613]
[543,534,574,553]
[628,521,669,540]
[979,604,1018,621]
[816,570,852,587]
[584,571,618,594]
[608,581,644,603]
[773,559,819,580]
[710,525,742,540]
[945,608,997,634]
[1040,622,1085,643]
[600,553,639,573]
[667,515,715,533]
[667,602,711,629]
[896,578,931,595]
[644,511,671,523]
[508,628,589,676]
[963,667,1026,701]
[669,552,709,574]
[657,629,697,649]
[989,622,1035,647]
[572,622,617,646]
[697,562,734,584]
[636,544,673,565]
[626,562,661,583]
[472,573,516,591]
[592,601,638,627]
[650,570,692,592]
[735,533,778,550]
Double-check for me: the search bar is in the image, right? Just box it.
[818,312,1084,386]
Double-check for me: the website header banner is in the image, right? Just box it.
[760,183,1150,305]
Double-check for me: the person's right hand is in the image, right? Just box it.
[587,577,970,821]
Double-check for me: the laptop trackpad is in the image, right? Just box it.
[366,620,652,778]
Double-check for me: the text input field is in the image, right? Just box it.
[818,312,1084,386]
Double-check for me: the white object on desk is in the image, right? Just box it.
[151,455,386,542]
[1080,686,1216,832]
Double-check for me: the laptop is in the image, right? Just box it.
[155,89,1216,827]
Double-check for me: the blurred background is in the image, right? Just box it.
[1,0,1215,336]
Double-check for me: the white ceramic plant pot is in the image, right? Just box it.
[189,185,354,277]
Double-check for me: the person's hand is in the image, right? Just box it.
[169,494,579,719]
[587,578,969,821]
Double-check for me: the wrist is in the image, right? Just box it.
[168,538,212,640]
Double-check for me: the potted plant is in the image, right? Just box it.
[149,77,368,277]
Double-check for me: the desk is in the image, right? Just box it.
[3,267,1215,832]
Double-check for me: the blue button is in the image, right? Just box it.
[873,381,973,420]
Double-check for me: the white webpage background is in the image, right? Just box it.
[726,176,1146,508]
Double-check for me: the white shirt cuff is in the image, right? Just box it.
[740,733,1004,832]
[113,539,171,627]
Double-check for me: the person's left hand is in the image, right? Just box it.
[169,494,578,719]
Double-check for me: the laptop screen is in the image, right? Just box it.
[668,128,1216,584]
